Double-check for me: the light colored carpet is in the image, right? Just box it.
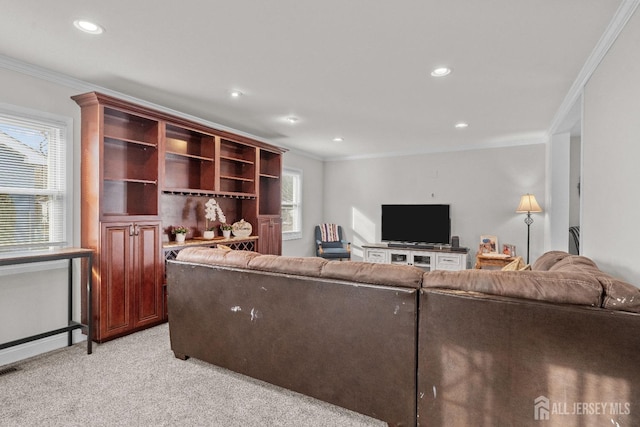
[0,324,384,426]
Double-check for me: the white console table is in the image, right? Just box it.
[362,243,468,271]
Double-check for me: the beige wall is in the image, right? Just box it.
[582,6,640,284]
[0,67,83,365]
[281,150,324,257]
[323,144,546,263]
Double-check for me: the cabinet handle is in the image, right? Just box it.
[129,224,140,236]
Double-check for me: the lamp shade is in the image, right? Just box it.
[516,194,542,213]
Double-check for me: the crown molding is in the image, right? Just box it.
[325,136,547,162]
[0,55,95,92]
[0,54,288,150]
[548,0,640,136]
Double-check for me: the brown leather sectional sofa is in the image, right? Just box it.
[166,248,640,426]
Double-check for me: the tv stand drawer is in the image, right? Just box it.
[364,248,388,263]
[436,254,462,270]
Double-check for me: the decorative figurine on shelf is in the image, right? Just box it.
[203,198,226,239]
[231,219,252,238]
[220,223,233,239]
[173,225,188,243]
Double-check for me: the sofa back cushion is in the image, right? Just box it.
[547,255,599,272]
[248,254,327,277]
[175,246,260,269]
[321,260,423,289]
[531,250,572,271]
[422,269,602,307]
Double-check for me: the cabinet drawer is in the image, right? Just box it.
[436,254,462,270]
[365,250,388,263]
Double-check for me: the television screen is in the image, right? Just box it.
[381,204,450,244]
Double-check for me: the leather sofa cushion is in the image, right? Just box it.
[549,255,640,313]
[531,250,572,271]
[248,255,327,277]
[547,255,599,271]
[175,246,260,269]
[321,260,423,289]
[422,269,602,307]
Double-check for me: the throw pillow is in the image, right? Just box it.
[501,256,531,271]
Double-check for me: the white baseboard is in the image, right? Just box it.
[0,330,86,367]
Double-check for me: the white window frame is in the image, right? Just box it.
[281,167,302,241]
[0,102,73,252]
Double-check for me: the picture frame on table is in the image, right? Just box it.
[502,243,516,257]
[479,235,498,253]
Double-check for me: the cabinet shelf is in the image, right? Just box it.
[220,155,254,165]
[260,173,280,179]
[165,150,214,162]
[164,154,214,191]
[103,180,158,216]
[259,149,281,177]
[103,107,159,146]
[220,175,255,194]
[219,145,256,194]
[219,139,256,162]
[165,132,214,158]
[104,178,158,185]
[259,175,281,215]
[104,138,158,183]
[104,135,157,148]
[220,175,254,183]
[258,149,281,216]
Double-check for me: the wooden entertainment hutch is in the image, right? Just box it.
[73,92,286,342]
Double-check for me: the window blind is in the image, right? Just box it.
[0,112,67,250]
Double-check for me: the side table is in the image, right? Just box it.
[474,254,515,269]
[0,247,93,354]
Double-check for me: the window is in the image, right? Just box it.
[0,106,69,250]
[281,168,302,240]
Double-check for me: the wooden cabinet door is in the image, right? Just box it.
[100,222,134,339]
[269,218,282,255]
[258,216,282,255]
[257,218,270,253]
[132,221,163,327]
[99,221,162,341]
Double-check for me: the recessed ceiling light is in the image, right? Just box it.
[431,67,452,77]
[229,90,243,98]
[333,137,344,142]
[286,116,298,124]
[455,122,469,129]
[73,19,104,35]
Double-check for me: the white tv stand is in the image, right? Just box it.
[362,243,469,271]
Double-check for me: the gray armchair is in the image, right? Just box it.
[315,224,351,260]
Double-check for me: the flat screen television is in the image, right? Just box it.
[381,204,450,244]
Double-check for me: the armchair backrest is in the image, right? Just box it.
[315,224,344,248]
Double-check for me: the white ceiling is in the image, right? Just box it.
[0,0,626,159]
